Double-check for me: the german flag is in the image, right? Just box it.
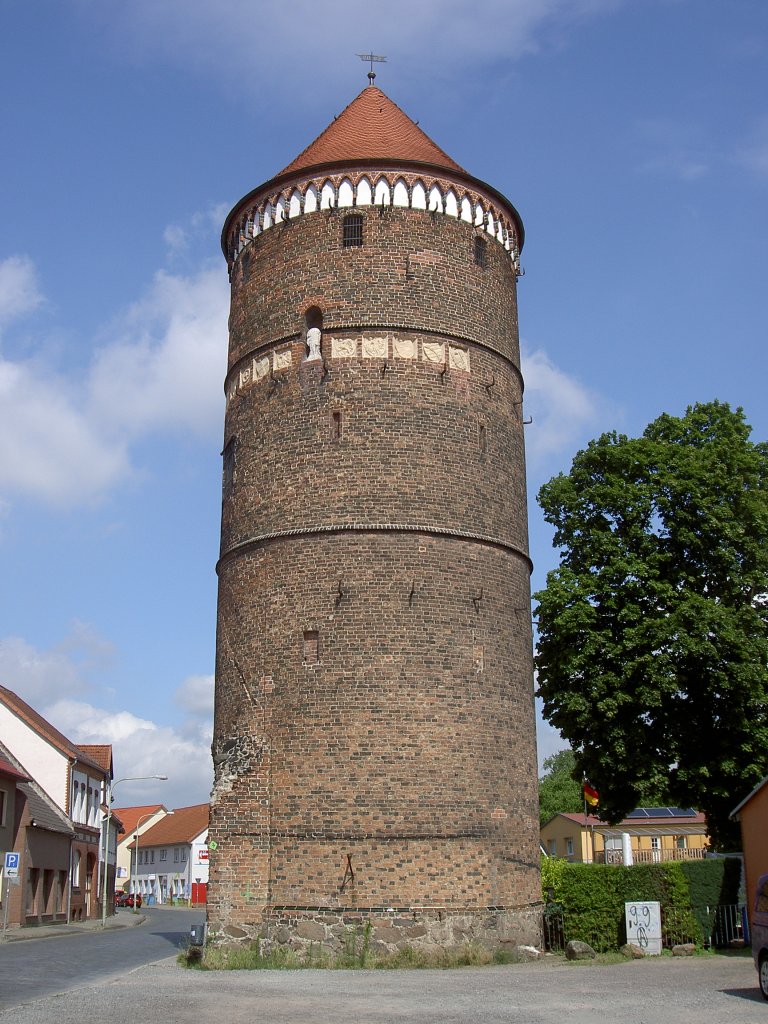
[583,782,599,807]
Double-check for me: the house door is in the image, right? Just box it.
[85,853,96,916]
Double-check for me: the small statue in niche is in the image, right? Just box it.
[306,326,322,361]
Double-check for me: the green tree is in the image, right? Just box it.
[538,748,583,825]
[534,401,768,848]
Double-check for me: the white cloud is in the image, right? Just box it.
[46,697,212,809]
[174,673,215,718]
[0,243,227,508]
[89,264,228,439]
[0,256,44,335]
[0,636,88,705]
[163,205,230,259]
[521,344,599,464]
[0,354,131,505]
[0,628,213,808]
[75,0,623,94]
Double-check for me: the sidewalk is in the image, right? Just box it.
[1,910,145,942]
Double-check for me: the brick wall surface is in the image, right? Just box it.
[210,199,541,950]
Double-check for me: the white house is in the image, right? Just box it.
[128,803,209,905]
[0,685,115,921]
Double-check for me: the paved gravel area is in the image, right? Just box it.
[0,952,764,1024]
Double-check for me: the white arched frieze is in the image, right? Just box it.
[338,178,354,207]
[320,180,335,209]
[374,178,391,205]
[227,171,520,272]
[393,178,409,207]
[304,183,318,213]
[356,176,372,206]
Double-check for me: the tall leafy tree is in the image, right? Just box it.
[538,748,583,825]
[535,401,768,847]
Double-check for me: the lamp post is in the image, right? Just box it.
[101,774,168,927]
[131,808,172,913]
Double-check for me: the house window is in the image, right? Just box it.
[181,849,187,862]
[548,839,557,856]
[160,849,167,862]
[566,837,574,857]
[150,850,155,864]
[651,836,660,850]
[174,849,179,863]
[474,236,487,268]
[0,788,6,826]
[71,850,81,888]
[26,868,39,914]
[342,213,364,248]
[676,835,687,850]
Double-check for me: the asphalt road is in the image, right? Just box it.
[0,938,765,1024]
[0,907,201,1013]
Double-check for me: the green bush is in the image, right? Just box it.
[679,858,742,944]
[541,858,723,951]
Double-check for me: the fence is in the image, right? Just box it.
[542,902,747,953]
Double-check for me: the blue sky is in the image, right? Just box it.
[1,0,766,808]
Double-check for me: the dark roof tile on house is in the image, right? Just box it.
[0,739,73,836]
[279,85,465,177]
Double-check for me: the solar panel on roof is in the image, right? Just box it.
[626,806,698,819]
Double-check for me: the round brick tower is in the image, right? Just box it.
[209,81,541,952]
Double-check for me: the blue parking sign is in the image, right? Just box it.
[4,852,20,877]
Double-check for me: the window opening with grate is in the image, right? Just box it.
[343,214,364,248]
[474,236,487,268]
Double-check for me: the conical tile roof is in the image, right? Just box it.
[279,85,466,176]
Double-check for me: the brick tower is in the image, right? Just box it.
[209,80,541,952]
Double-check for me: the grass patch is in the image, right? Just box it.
[178,937,532,971]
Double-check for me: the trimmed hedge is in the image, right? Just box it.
[541,857,739,951]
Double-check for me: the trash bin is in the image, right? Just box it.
[190,923,206,946]
[147,894,155,906]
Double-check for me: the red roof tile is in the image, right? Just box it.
[557,810,707,828]
[127,803,209,848]
[0,755,29,783]
[279,85,465,177]
[78,744,113,774]
[113,804,167,837]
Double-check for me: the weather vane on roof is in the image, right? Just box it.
[357,52,387,84]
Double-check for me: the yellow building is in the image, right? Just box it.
[541,807,709,865]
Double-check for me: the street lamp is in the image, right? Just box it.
[132,809,173,913]
[101,774,168,927]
